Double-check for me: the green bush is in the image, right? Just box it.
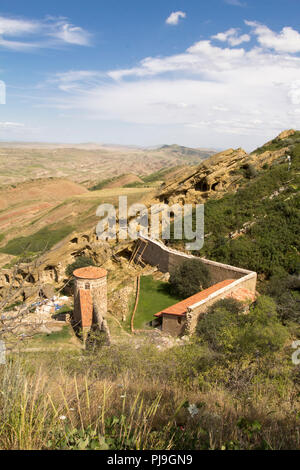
[264,274,300,324]
[206,298,244,316]
[66,256,96,277]
[196,296,289,358]
[243,164,258,179]
[169,259,211,299]
[197,306,242,353]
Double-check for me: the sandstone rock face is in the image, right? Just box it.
[40,283,55,299]
[156,148,248,205]
[0,229,112,302]
[277,129,295,140]
[249,147,289,168]
[156,143,290,206]
[108,285,134,322]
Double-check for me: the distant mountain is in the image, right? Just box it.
[156,144,217,160]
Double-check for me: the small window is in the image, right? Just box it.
[85,283,90,290]
[177,317,182,325]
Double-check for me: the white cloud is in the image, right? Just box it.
[0,17,38,36]
[0,121,40,139]
[288,80,300,105]
[48,70,104,91]
[166,11,186,26]
[0,37,39,51]
[246,21,300,53]
[40,21,300,148]
[108,40,246,80]
[0,15,91,50]
[0,121,24,128]
[212,28,250,46]
[49,22,91,46]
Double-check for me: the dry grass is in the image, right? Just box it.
[0,345,299,450]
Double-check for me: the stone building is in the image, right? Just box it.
[135,236,257,336]
[152,279,256,336]
[73,266,110,344]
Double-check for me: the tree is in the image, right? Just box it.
[169,259,211,299]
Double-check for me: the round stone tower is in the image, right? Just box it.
[73,266,107,337]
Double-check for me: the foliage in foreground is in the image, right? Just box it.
[0,294,299,450]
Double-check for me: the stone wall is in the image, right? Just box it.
[136,236,257,337]
[185,273,257,334]
[161,314,186,337]
[136,236,255,285]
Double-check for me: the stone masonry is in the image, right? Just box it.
[73,266,108,343]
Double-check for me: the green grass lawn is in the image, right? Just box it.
[133,276,181,330]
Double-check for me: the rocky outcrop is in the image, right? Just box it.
[156,148,248,205]
[0,230,112,302]
[156,141,290,206]
[274,129,295,141]
[108,285,134,322]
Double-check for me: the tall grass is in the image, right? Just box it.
[0,347,300,450]
[0,358,175,450]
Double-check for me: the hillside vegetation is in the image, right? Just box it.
[1,294,299,450]
[169,138,300,281]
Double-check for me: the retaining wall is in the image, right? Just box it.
[186,273,257,333]
[137,236,256,288]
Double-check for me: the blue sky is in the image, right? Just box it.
[0,0,300,150]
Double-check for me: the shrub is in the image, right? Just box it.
[169,259,211,299]
[196,296,289,358]
[196,306,242,353]
[265,274,300,324]
[243,164,258,179]
[65,256,95,277]
[206,298,244,316]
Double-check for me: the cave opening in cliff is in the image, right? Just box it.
[195,180,209,192]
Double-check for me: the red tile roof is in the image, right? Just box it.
[79,289,93,327]
[154,279,235,317]
[74,266,107,279]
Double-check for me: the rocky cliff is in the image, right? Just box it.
[155,131,292,206]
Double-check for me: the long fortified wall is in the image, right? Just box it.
[136,236,257,335]
[136,236,257,290]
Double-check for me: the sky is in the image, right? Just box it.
[0,0,300,151]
